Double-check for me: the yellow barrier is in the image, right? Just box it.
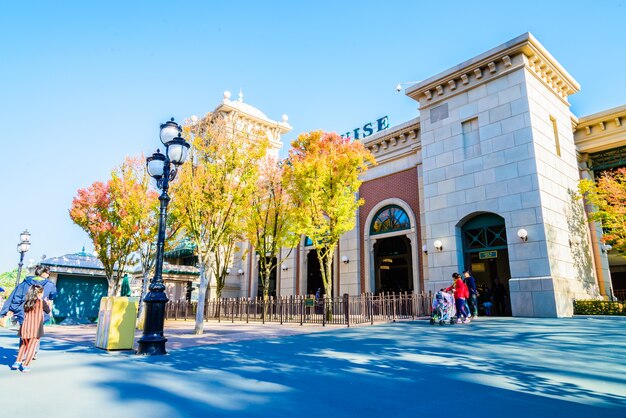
[95,297,139,350]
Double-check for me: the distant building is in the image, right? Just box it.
[41,249,108,323]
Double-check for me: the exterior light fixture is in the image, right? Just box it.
[517,228,528,242]
[341,255,349,264]
[226,268,231,274]
[569,235,582,247]
[238,269,244,276]
[422,244,428,254]
[281,265,288,271]
[396,81,421,92]
[601,243,613,253]
[433,240,443,251]
[137,118,190,356]
[15,229,31,288]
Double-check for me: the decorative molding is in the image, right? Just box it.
[574,104,626,154]
[366,125,420,158]
[406,33,580,109]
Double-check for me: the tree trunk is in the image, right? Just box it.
[107,279,116,297]
[136,272,150,328]
[194,264,208,335]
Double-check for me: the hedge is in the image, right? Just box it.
[573,300,625,315]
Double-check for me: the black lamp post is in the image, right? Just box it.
[137,118,190,356]
[15,230,31,288]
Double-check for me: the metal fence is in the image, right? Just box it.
[165,292,433,326]
[614,289,626,301]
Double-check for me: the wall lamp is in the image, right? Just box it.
[281,265,289,271]
[226,268,231,274]
[422,244,428,254]
[569,235,582,247]
[517,228,528,242]
[237,268,244,276]
[433,240,443,252]
[341,255,349,264]
[601,243,613,253]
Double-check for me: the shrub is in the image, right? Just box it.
[573,300,625,315]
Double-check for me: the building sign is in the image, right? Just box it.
[341,116,389,140]
[479,250,497,259]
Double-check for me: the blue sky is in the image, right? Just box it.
[1,0,625,273]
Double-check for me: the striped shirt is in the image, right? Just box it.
[20,299,50,339]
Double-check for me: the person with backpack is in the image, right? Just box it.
[1,265,57,360]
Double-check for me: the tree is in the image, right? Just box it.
[71,156,172,302]
[170,115,268,334]
[70,181,130,295]
[244,156,299,307]
[284,131,375,312]
[110,155,161,321]
[579,167,626,252]
[0,269,19,296]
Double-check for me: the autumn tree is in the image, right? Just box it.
[244,156,299,305]
[579,167,626,252]
[170,115,268,334]
[70,180,137,296]
[111,155,161,321]
[284,131,375,311]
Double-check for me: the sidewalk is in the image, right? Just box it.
[41,319,331,350]
[1,317,625,418]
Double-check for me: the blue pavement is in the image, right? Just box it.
[1,317,625,417]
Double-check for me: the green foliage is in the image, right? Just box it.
[0,269,19,295]
[573,300,624,315]
[579,168,626,252]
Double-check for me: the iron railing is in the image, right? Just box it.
[165,292,433,326]
[614,289,626,301]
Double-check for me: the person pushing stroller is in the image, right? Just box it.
[445,272,471,324]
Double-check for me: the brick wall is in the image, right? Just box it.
[359,167,422,292]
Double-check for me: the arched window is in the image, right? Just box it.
[370,205,410,235]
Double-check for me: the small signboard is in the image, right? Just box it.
[479,250,497,259]
[305,298,315,307]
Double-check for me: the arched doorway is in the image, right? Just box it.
[370,205,414,294]
[374,236,413,293]
[461,213,512,316]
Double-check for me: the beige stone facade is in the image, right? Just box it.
[202,33,625,318]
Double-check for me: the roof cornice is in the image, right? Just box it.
[406,33,580,108]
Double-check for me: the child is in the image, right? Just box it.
[11,284,49,373]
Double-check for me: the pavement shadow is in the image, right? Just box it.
[68,318,626,417]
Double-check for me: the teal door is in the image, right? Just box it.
[53,274,108,322]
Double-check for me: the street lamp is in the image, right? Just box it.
[15,230,31,288]
[137,118,190,356]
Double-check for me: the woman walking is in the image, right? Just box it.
[11,284,49,373]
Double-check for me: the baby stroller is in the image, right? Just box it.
[430,290,456,325]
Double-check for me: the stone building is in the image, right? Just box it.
[195,33,625,318]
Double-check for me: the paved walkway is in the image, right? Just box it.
[1,317,625,417]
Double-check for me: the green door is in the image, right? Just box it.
[53,274,108,323]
